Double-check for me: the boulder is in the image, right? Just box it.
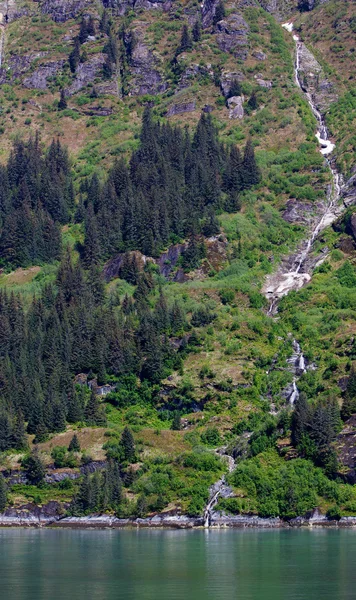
[227,95,244,119]
[252,50,266,61]
[167,101,196,116]
[215,14,249,60]
[256,77,272,88]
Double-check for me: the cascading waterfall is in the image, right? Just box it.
[264,24,344,313]
[264,23,346,405]
[205,21,344,526]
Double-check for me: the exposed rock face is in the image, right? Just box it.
[40,0,92,22]
[178,63,213,91]
[127,33,166,96]
[227,95,244,119]
[0,501,65,526]
[201,0,220,29]
[342,170,356,208]
[65,54,105,96]
[157,243,187,279]
[167,101,196,116]
[103,244,188,282]
[216,14,249,60]
[220,70,244,97]
[134,0,173,10]
[336,415,356,473]
[102,0,133,15]
[22,60,65,89]
[282,199,315,224]
[102,0,172,14]
[252,50,266,61]
[297,43,337,113]
[0,52,47,84]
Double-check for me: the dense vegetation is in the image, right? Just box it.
[0,0,355,522]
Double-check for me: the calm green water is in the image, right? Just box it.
[0,528,355,600]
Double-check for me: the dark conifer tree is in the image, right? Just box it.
[58,89,67,110]
[178,24,192,54]
[248,91,258,111]
[85,390,107,426]
[69,37,80,73]
[0,473,7,512]
[121,426,136,462]
[22,451,46,485]
[342,365,356,420]
[291,392,309,447]
[242,138,260,188]
[213,0,225,25]
[69,434,81,452]
[192,20,201,42]
[79,16,89,44]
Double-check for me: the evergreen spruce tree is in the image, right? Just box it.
[227,79,242,99]
[121,426,136,462]
[136,493,148,517]
[58,89,67,110]
[79,16,89,44]
[342,365,356,420]
[22,451,46,485]
[69,37,80,73]
[247,91,258,111]
[291,392,309,447]
[85,390,107,427]
[0,473,7,512]
[242,138,260,188]
[12,411,28,450]
[171,412,182,431]
[192,20,201,42]
[178,24,192,54]
[68,434,81,453]
[213,0,225,25]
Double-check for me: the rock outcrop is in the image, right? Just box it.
[22,60,65,90]
[201,0,220,29]
[127,32,166,96]
[227,95,244,119]
[65,55,106,96]
[220,70,244,97]
[40,0,93,22]
[215,14,249,60]
[0,52,47,84]
[297,43,337,113]
[167,101,196,116]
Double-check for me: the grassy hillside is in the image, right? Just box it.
[0,0,356,521]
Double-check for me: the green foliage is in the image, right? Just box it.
[51,446,78,468]
[22,452,46,486]
[230,451,353,519]
[0,473,7,511]
[68,434,81,453]
[200,427,221,446]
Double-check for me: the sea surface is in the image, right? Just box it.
[0,528,355,600]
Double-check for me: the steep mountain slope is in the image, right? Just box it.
[0,0,356,524]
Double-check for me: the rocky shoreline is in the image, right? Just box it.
[1,504,356,529]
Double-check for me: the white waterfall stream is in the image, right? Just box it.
[204,21,345,525]
[264,23,344,314]
[263,23,346,404]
